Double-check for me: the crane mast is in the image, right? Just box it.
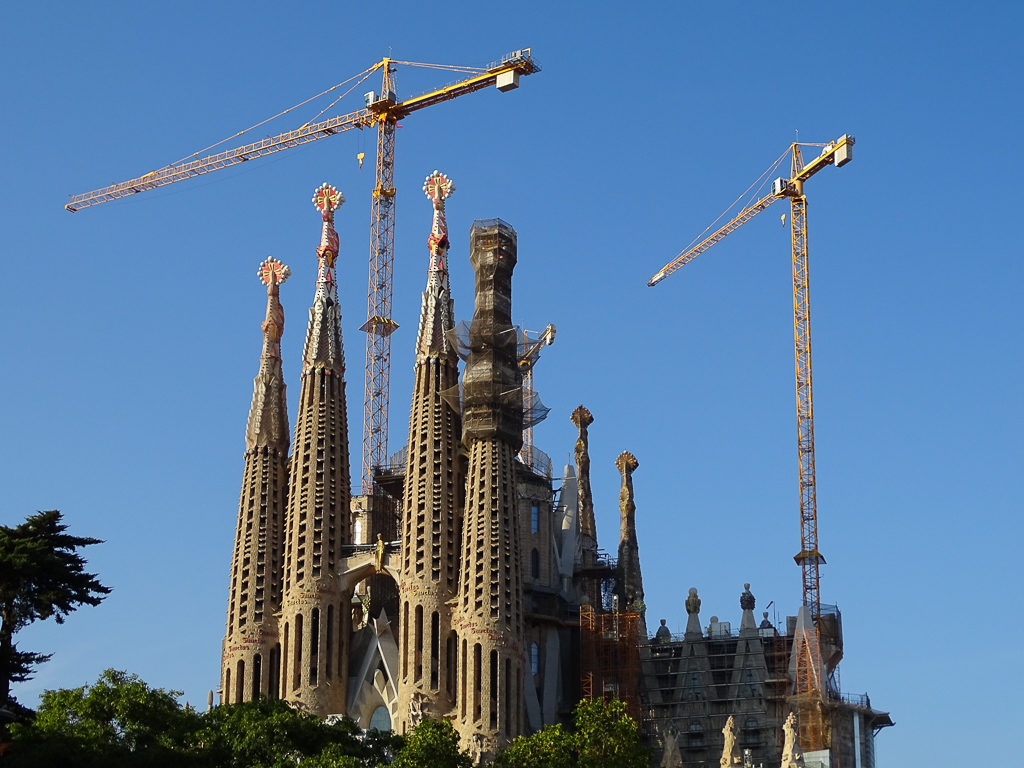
[648,134,854,754]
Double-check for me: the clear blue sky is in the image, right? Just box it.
[3,2,1020,765]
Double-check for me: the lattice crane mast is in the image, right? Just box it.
[648,134,855,753]
[65,50,541,496]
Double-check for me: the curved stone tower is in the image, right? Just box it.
[396,171,464,731]
[453,219,524,757]
[221,257,292,704]
[280,183,352,715]
[615,449,644,616]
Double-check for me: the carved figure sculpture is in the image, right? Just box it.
[374,533,386,573]
[409,691,429,727]
[781,712,806,768]
[660,723,683,768]
[469,732,487,765]
[740,583,755,611]
[686,587,701,615]
[721,715,741,767]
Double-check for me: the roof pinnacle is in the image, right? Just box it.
[423,170,454,276]
[257,257,290,361]
[301,183,346,373]
[312,182,343,281]
[415,171,457,362]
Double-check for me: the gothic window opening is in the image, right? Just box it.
[251,654,262,701]
[430,611,440,690]
[309,608,320,685]
[414,605,424,682]
[326,605,334,679]
[293,613,303,691]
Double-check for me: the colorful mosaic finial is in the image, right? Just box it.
[423,171,454,275]
[423,170,455,203]
[257,257,290,358]
[312,182,344,215]
[311,183,343,273]
[258,257,291,289]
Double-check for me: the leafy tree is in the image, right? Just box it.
[0,510,111,706]
[493,722,574,768]
[191,696,366,768]
[6,668,390,768]
[390,717,471,768]
[572,699,648,768]
[5,669,197,768]
[493,698,649,768]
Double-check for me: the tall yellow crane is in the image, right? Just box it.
[648,134,855,753]
[65,50,540,495]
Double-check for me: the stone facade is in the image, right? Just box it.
[396,172,463,732]
[221,257,291,703]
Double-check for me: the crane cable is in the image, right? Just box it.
[166,63,382,168]
[676,147,791,255]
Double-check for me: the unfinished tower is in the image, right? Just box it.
[454,219,524,756]
[280,183,352,715]
[221,257,292,704]
[615,450,644,621]
[396,171,463,731]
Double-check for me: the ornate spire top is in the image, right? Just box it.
[615,450,644,618]
[414,172,457,362]
[571,405,597,553]
[245,257,291,453]
[257,257,290,361]
[423,170,455,276]
[615,450,639,476]
[570,405,594,430]
[312,182,343,275]
[301,184,346,373]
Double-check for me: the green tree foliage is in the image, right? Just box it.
[572,699,648,768]
[6,669,198,768]
[390,717,471,768]
[0,510,111,705]
[493,722,574,768]
[5,669,390,768]
[494,699,649,768]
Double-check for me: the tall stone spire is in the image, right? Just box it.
[221,257,291,704]
[571,406,597,557]
[397,171,463,732]
[615,450,644,619]
[454,219,524,758]
[280,183,352,715]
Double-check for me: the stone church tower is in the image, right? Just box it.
[396,171,464,731]
[279,183,353,714]
[221,257,292,703]
[453,219,525,757]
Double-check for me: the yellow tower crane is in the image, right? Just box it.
[648,134,855,754]
[65,50,540,496]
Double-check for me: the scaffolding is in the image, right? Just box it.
[641,625,792,768]
[579,603,644,724]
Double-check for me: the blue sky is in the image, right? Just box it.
[2,2,1021,765]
